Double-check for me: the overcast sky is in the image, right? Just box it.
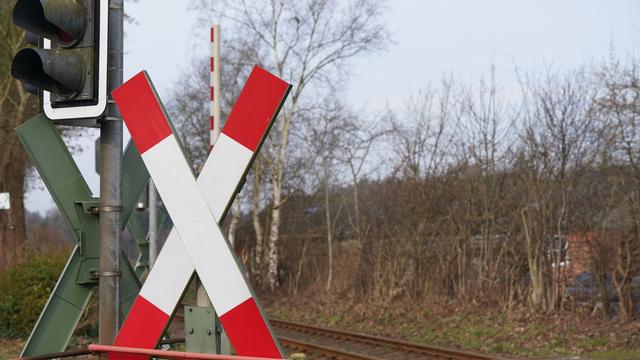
[24,0,640,214]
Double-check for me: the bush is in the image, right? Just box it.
[0,251,66,338]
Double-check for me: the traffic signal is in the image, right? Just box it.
[11,0,108,122]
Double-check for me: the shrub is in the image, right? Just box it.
[0,251,66,338]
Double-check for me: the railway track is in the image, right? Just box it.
[172,312,502,359]
[17,317,501,360]
[271,319,502,360]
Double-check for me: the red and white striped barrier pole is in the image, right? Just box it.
[111,66,290,359]
[210,25,221,150]
[91,344,280,360]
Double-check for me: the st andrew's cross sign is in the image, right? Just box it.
[110,66,290,359]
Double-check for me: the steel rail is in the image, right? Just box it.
[278,336,384,360]
[271,319,502,360]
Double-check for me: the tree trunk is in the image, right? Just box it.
[324,167,333,292]
[266,182,281,289]
[0,77,31,270]
[251,159,264,276]
[293,237,308,295]
[522,209,545,310]
[356,236,375,296]
[266,105,294,290]
[612,229,636,322]
[227,193,242,247]
[350,167,362,245]
[0,145,27,270]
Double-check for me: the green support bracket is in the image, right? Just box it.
[127,212,149,278]
[16,114,149,356]
[184,306,231,355]
[128,208,168,278]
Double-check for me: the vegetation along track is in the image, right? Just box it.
[271,319,503,360]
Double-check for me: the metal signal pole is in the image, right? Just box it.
[99,0,124,347]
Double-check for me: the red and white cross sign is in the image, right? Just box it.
[110,66,290,359]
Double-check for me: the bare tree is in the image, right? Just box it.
[596,57,640,321]
[455,68,514,296]
[0,1,38,269]
[190,0,391,288]
[299,99,350,291]
[356,83,456,297]
[518,66,600,310]
[388,84,454,182]
[335,112,384,246]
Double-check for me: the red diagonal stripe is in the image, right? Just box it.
[112,296,169,360]
[112,71,172,154]
[222,66,290,151]
[220,298,281,358]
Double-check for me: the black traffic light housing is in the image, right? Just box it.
[11,0,107,123]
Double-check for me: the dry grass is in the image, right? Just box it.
[0,338,23,360]
[265,292,640,359]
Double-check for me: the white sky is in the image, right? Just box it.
[24,0,640,214]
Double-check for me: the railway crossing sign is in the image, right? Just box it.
[111,66,290,358]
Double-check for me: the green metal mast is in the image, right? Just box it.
[17,114,149,355]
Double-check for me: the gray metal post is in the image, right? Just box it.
[99,0,124,347]
[148,179,158,267]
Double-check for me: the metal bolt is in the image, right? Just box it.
[189,328,194,334]
[207,329,212,336]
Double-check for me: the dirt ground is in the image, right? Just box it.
[2,294,639,360]
[265,292,640,360]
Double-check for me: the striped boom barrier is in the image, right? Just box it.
[111,66,290,359]
[210,25,221,149]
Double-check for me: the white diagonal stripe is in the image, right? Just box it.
[139,134,252,314]
[142,136,251,315]
[199,134,253,219]
[139,231,192,314]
